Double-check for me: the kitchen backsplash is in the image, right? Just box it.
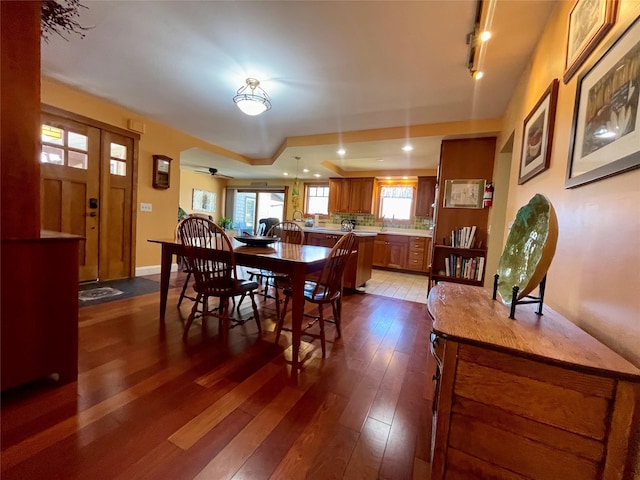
[328,213,433,230]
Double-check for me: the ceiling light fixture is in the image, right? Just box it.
[233,78,272,116]
[337,148,346,155]
[313,173,321,178]
[303,168,309,173]
[402,145,413,152]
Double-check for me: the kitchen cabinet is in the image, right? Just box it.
[406,236,431,273]
[373,234,408,270]
[427,283,640,480]
[328,179,350,213]
[348,178,374,214]
[304,231,374,289]
[415,176,436,217]
[328,177,375,214]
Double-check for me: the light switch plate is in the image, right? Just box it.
[140,202,152,212]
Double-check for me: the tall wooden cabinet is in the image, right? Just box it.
[415,176,437,217]
[429,138,495,288]
[427,283,640,480]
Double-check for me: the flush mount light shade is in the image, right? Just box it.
[233,78,272,116]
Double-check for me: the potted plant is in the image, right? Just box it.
[218,217,233,230]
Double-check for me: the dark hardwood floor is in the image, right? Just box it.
[1,272,435,479]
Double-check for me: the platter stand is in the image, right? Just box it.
[492,273,547,320]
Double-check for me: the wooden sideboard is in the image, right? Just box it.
[427,283,640,479]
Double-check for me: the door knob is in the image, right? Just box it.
[88,212,97,217]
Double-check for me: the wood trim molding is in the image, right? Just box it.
[41,104,141,140]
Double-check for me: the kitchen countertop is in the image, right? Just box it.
[302,226,432,238]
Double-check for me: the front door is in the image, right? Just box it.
[40,113,136,282]
[41,116,100,281]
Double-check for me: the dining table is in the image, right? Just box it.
[147,237,332,381]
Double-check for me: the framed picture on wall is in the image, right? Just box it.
[518,79,559,185]
[566,16,640,188]
[564,0,618,84]
[192,189,216,213]
[443,179,485,209]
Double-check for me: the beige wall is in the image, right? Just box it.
[41,79,236,269]
[496,1,640,367]
[179,169,227,220]
[497,4,640,474]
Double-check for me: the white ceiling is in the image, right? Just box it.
[41,0,556,180]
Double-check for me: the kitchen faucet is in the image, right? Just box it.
[380,215,387,232]
[291,210,304,221]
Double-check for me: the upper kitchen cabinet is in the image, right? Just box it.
[328,178,350,213]
[349,178,374,214]
[328,177,375,214]
[415,176,436,217]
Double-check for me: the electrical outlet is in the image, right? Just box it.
[140,202,152,212]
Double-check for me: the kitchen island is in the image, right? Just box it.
[303,227,376,290]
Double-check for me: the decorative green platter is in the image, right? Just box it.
[497,194,558,305]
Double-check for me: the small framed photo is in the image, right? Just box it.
[564,0,618,84]
[518,79,559,185]
[443,179,485,209]
[192,189,216,213]
[566,17,640,188]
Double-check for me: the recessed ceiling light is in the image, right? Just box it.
[283,172,289,176]
[480,31,492,42]
[337,148,346,155]
[377,159,384,162]
[402,176,408,180]
[303,168,309,173]
[402,145,413,152]
[313,173,321,178]
[386,176,391,180]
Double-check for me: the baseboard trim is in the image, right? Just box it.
[135,264,178,277]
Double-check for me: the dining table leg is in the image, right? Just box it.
[289,265,306,383]
[158,243,174,325]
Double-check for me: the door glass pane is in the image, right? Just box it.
[41,125,64,145]
[68,132,88,151]
[259,191,284,219]
[233,192,256,235]
[110,143,127,160]
[41,145,64,165]
[110,159,127,176]
[68,150,88,169]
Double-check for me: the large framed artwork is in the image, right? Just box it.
[518,79,559,185]
[563,0,618,84]
[566,17,640,188]
[192,189,216,213]
[443,179,485,209]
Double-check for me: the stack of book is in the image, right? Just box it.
[444,254,485,281]
[450,225,477,248]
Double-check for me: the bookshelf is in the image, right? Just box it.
[428,137,496,290]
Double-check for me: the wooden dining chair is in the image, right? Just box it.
[275,232,357,357]
[175,217,198,308]
[245,221,305,319]
[178,217,261,341]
